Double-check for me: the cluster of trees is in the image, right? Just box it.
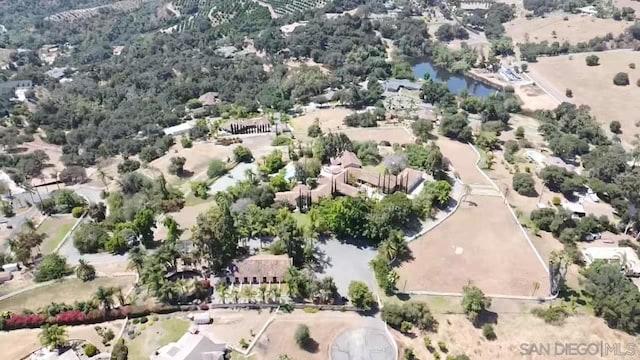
[381,301,438,333]
[38,190,86,215]
[435,24,469,42]
[518,32,623,62]
[463,3,515,39]
[377,17,433,57]
[343,108,385,127]
[529,207,614,262]
[431,43,479,74]
[536,103,608,160]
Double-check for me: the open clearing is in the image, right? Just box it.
[127,317,190,360]
[394,312,639,360]
[290,108,355,136]
[505,14,633,45]
[529,50,640,143]
[0,276,136,312]
[199,308,274,349]
[336,126,413,145]
[39,215,76,253]
[0,320,124,360]
[251,310,378,360]
[397,139,549,297]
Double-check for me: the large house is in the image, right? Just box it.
[151,333,228,360]
[275,151,426,209]
[224,254,292,285]
[583,247,640,277]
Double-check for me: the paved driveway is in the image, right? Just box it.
[316,239,378,298]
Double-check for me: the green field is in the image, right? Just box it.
[128,318,190,360]
[39,215,77,253]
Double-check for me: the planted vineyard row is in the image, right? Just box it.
[263,0,327,15]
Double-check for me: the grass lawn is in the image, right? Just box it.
[39,215,77,253]
[0,276,136,312]
[127,318,190,360]
[291,212,310,231]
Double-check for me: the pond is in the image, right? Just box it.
[411,61,498,98]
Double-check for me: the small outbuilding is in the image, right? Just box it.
[2,263,19,272]
[193,312,211,325]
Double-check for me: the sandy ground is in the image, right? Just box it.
[0,320,124,360]
[394,312,639,360]
[285,59,330,74]
[528,50,640,144]
[22,136,65,180]
[290,108,355,136]
[337,126,414,145]
[435,138,491,185]
[250,310,368,360]
[199,308,274,349]
[145,141,235,184]
[398,138,549,297]
[505,14,633,45]
[155,199,217,240]
[397,194,550,297]
[615,0,640,12]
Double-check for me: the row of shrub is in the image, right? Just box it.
[1,302,359,331]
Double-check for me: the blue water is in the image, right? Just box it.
[411,62,497,98]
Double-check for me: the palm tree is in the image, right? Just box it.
[94,286,115,317]
[39,325,68,349]
[127,246,146,278]
[231,289,240,304]
[75,258,96,282]
[272,286,282,304]
[258,284,268,303]
[96,166,111,189]
[157,282,178,304]
[114,287,126,307]
[242,286,256,303]
[218,287,228,304]
[22,218,36,232]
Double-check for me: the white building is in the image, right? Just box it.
[163,121,196,136]
[583,247,640,276]
[151,333,227,360]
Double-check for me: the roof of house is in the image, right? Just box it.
[583,247,640,272]
[562,202,586,214]
[330,151,362,168]
[383,79,422,92]
[152,333,226,360]
[227,254,292,279]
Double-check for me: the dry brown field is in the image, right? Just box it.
[250,310,367,360]
[435,138,491,185]
[505,14,633,45]
[394,312,638,360]
[199,308,275,350]
[145,141,235,184]
[615,0,640,12]
[337,126,413,144]
[290,108,355,136]
[529,50,640,144]
[397,194,549,297]
[0,320,124,360]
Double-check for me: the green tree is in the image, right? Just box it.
[110,339,128,360]
[35,254,68,282]
[348,281,375,310]
[94,286,115,317]
[73,223,109,254]
[307,119,323,138]
[585,55,599,66]
[440,113,472,142]
[234,146,253,163]
[410,119,433,142]
[261,150,285,174]
[512,173,536,196]
[133,208,156,245]
[168,156,186,176]
[294,324,311,349]
[75,258,96,282]
[207,159,227,178]
[461,281,492,324]
[610,121,622,134]
[127,246,146,277]
[39,325,67,349]
[191,203,238,271]
[613,72,630,86]
[581,261,640,333]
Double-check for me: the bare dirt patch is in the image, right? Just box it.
[337,126,413,145]
[435,138,492,185]
[394,312,638,360]
[127,317,190,360]
[290,108,355,136]
[615,0,640,12]
[529,50,640,144]
[285,59,330,74]
[397,194,549,297]
[145,141,234,184]
[505,14,632,45]
[199,308,274,349]
[0,320,124,360]
[250,310,370,360]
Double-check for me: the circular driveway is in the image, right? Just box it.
[330,327,396,360]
